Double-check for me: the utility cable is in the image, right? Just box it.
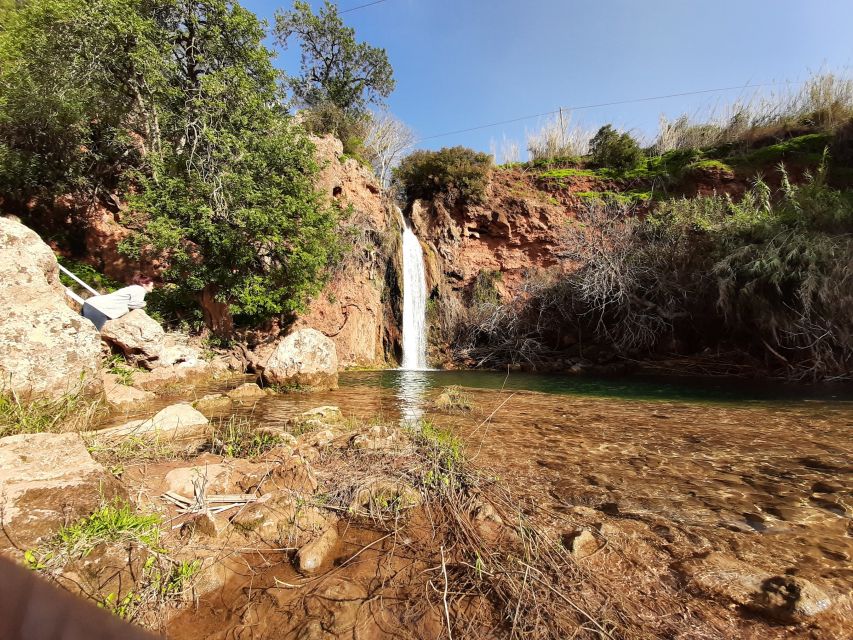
[415,80,802,142]
[340,0,391,13]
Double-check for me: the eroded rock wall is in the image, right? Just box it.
[408,169,571,302]
[290,135,399,368]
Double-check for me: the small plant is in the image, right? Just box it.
[100,556,200,621]
[57,258,122,296]
[105,354,134,386]
[472,270,502,306]
[210,415,281,458]
[432,386,473,413]
[410,421,465,491]
[27,500,162,575]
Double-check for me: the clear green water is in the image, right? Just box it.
[340,369,853,404]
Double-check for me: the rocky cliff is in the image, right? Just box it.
[289,135,399,368]
[408,169,571,301]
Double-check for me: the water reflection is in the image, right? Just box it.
[395,369,430,425]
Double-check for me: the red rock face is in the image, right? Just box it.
[291,136,395,368]
[408,169,572,300]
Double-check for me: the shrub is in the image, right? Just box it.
[299,101,370,161]
[589,125,643,169]
[394,146,492,204]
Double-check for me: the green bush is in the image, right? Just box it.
[1,0,342,327]
[299,101,370,162]
[394,146,492,204]
[589,125,643,170]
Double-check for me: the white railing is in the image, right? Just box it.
[57,263,101,296]
[57,263,100,307]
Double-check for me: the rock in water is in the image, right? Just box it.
[261,328,339,390]
[0,432,126,550]
[226,382,267,400]
[0,218,102,399]
[680,552,834,622]
[100,309,165,369]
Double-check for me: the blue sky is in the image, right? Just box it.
[243,0,853,158]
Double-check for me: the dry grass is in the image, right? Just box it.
[655,73,853,153]
[527,111,593,162]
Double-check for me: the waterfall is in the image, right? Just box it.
[399,209,428,370]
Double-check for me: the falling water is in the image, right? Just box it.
[399,210,428,370]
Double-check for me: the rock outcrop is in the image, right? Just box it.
[408,169,570,301]
[260,328,339,390]
[289,135,395,368]
[0,217,102,399]
[0,432,126,550]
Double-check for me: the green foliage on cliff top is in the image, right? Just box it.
[0,0,342,324]
[589,125,643,170]
[275,0,394,115]
[394,146,493,204]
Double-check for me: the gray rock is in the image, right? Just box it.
[297,526,339,573]
[100,309,166,369]
[260,329,339,390]
[566,529,599,558]
[681,552,834,622]
[92,403,209,443]
[226,382,266,401]
[102,374,155,409]
[0,218,102,399]
[193,393,233,413]
[0,432,126,550]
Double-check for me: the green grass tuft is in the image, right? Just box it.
[209,415,282,457]
[0,389,103,438]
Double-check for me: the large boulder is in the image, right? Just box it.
[260,328,339,390]
[100,309,165,369]
[0,218,102,399]
[0,432,126,551]
[101,309,205,370]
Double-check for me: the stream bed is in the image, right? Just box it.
[110,370,853,612]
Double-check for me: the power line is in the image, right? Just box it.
[415,81,800,143]
[340,0,391,13]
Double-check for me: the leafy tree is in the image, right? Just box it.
[0,0,162,203]
[0,0,341,327]
[589,124,643,169]
[274,0,395,115]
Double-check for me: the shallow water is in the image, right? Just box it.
[114,370,853,595]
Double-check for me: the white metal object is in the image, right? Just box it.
[57,263,101,297]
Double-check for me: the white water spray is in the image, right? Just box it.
[399,209,428,370]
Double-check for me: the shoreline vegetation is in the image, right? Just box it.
[395,75,853,382]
